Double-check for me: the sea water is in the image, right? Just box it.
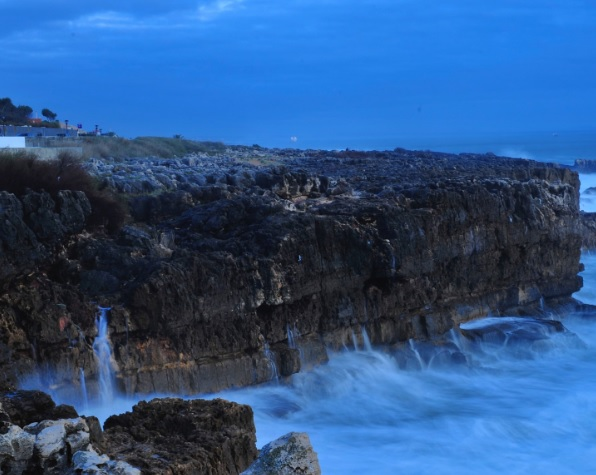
[210,257,596,474]
[212,143,596,474]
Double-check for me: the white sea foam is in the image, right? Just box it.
[579,173,596,213]
[51,254,596,475]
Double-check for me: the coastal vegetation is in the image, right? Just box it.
[0,150,127,233]
[78,135,226,159]
[0,97,59,127]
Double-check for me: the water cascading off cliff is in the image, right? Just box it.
[93,306,116,403]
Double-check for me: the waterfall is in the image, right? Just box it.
[79,367,88,411]
[287,324,298,349]
[263,342,279,382]
[361,326,373,352]
[93,306,116,403]
[408,339,425,369]
[448,328,463,352]
[287,323,305,365]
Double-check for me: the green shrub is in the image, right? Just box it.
[0,150,127,233]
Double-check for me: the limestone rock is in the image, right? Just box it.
[103,397,258,475]
[0,423,35,474]
[71,448,141,475]
[0,390,78,427]
[0,148,584,397]
[242,432,321,475]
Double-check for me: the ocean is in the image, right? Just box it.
[37,131,596,474]
[274,129,596,167]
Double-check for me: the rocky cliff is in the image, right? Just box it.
[0,147,583,399]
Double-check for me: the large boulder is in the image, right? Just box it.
[103,398,258,474]
[0,416,139,475]
[242,432,321,475]
[0,390,78,427]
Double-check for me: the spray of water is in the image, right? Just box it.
[79,367,88,411]
[93,306,116,404]
[263,342,279,382]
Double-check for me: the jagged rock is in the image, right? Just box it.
[572,159,596,172]
[0,390,78,427]
[0,188,91,282]
[0,402,139,475]
[102,397,258,475]
[0,423,35,474]
[57,190,92,233]
[71,448,141,474]
[242,432,321,475]
[0,417,93,474]
[0,148,584,398]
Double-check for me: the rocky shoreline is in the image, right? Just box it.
[0,144,586,472]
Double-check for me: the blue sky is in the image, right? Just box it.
[2,0,596,149]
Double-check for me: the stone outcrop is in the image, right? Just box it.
[242,432,321,475]
[0,147,584,399]
[0,390,78,427]
[571,159,596,173]
[0,389,259,475]
[0,404,139,475]
[102,398,257,474]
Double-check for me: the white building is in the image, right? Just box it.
[0,137,26,148]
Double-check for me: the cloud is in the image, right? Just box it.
[69,10,184,31]
[197,0,244,22]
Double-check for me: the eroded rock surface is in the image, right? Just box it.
[102,398,257,474]
[242,432,321,475]
[0,147,584,398]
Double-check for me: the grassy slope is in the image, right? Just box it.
[78,136,226,159]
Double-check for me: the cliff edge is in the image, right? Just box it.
[0,147,583,397]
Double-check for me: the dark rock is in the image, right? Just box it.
[0,147,584,397]
[0,390,78,427]
[103,398,257,475]
[460,316,565,341]
[572,159,596,172]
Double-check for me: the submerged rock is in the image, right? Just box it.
[460,316,565,344]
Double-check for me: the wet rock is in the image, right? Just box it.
[459,316,565,345]
[0,424,35,474]
[70,448,141,475]
[242,432,321,475]
[103,398,257,475]
[0,147,583,397]
[0,390,78,427]
[0,416,133,475]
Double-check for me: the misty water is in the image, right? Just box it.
[26,140,596,474]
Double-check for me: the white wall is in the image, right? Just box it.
[0,137,26,148]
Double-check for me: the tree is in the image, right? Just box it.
[0,98,33,125]
[16,105,33,122]
[41,108,57,121]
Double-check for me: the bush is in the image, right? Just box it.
[0,151,127,233]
